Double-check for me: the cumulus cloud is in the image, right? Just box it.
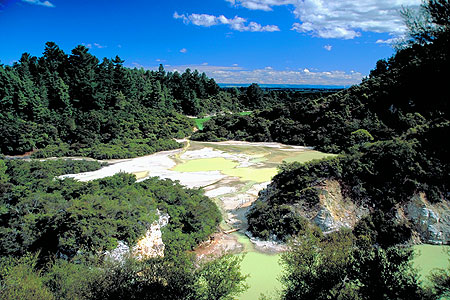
[174,12,279,32]
[376,37,401,45]
[22,0,55,7]
[323,44,332,51]
[93,43,106,49]
[161,64,363,86]
[83,43,107,49]
[226,0,297,11]
[228,0,421,39]
[179,48,188,53]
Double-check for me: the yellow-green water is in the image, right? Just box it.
[413,244,449,284]
[235,233,282,300]
[171,141,336,299]
[173,157,238,172]
[237,244,450,299]
[173,157,278,183]
[223,167,278,183]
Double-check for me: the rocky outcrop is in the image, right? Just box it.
[256,178,450,245]
[133,211,170,259]
[256,179,369,235]
[308,183,450,244]
[311,180,368,233]
[401,193,450,244]
[294,181,450,244]
[105,210,170,262]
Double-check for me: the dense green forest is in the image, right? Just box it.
[197,1,450,298]
[0,46,336,159]
[194,0,450,243]
[0,159,221,258]
[0,158,250,299]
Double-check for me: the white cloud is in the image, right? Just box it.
[131,62,144,68]
[227,0,297,11]
[163,64,243,73]
[323,44,332,51]
[22,0,55,7]
[174,12,280,32]
[124,62,362,86]
[93,43,106,49]
[161,64,363,86]
[376,37,401,45]
[180,48,188,53]
[82,43,107,49]
[228,0,421,39]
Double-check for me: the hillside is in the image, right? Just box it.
[193,6,450,246]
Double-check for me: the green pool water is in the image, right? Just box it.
[236,243,450,299]
[171,142,339,299]
[413,244,449,283]
[173,157,278,183]
[223,167,278,183]
[234,234,283,300]
[173,157,238,172]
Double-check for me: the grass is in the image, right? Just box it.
[413,244,449,284]
[282,151,336,163]
[194,117,212,130]
[194,112,252,130]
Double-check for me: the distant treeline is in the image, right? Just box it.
[0,43,338,158]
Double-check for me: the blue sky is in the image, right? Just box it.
[0,0,421,85]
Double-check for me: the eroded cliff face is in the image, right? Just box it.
[293,180,369,233]
[105,211,170,262]
[289,180,449,244]
[399,193,450,244]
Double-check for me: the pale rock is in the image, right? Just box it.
[105,211,170,262]
[403,193,449,244]
[312,180,368,232]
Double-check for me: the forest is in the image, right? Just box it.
[1,0,450,299]
[0,46,332,159]
[0,158,252,299]
[194,0,450,242]
[195,0,450,299]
